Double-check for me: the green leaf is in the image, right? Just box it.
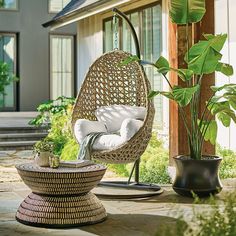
[119,55,140,66]
[218,109,236,127]
[148,91,160,99]
[155,56,170,75]
[169,0,206,24]
[186,34,227,75]
[216,62,234,76]
[211,83,236,92]
[148,91,174,100]
[176,69,194,81]
[210,101,230,115]
[172,84,200,106]
[155,56,169,68]
[201,120,217,145]
[217,111,231,127]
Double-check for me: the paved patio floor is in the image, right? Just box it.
[0,150,235,236]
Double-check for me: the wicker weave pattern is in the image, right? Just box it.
[15,163,107,227]
[16,193,106,226]
[16,163,106,195]
[72,50,155,164]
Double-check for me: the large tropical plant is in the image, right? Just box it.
[122,0,235,160]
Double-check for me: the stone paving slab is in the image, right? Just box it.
[0,150,236,235]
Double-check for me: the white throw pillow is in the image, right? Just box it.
[95,105,146,132]
[74,119,107,144]
[120,118,143,141]
[93,134,124,150]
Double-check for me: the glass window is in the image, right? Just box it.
[103,4,163,127]
[0,34,17,110]
[50,35,74,100]
[0,0,18,10]
[49,0,70,13]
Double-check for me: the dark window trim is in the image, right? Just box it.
[0,32,19,111]
[49,33,77,100]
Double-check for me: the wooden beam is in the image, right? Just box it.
[169,0,215,164]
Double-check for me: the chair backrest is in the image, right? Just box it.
[72,50,153,127]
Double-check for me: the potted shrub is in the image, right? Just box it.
[122,0,235,197]
[34,138,54,167]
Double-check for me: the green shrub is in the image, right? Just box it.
[156,191,236,236]
[139,134,171,184]
[32,99,80,158]
[217,145,236,179]
[60,138,79,161]
[29,96,75,127]
[109,133,171,184]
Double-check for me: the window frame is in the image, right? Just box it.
[48,0,69,14]
[49,34,75,100]
[0,32,18,111]
[0,0,18,11]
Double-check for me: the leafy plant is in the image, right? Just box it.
[108,133,171,184]
[121,0,235,160]
[155,191,236,236]
[0,61,19,108]
[34,138,54,153]
[29,96,75,127]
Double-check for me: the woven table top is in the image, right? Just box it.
[15,163,107,174]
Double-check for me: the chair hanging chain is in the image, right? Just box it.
[113,13,119,50]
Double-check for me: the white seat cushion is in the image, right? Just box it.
[74,119,107,144]
[120,118,143,141]
[95,105,146,132]
[93,134,124,150]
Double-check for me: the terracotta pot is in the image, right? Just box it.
[172,155,223,198]
[34,152,50,167]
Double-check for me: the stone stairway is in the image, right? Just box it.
[0,112,48,151]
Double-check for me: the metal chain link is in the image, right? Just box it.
[113,13,119,50]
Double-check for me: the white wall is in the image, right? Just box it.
[215,0,236,150]
[76,14,103,90]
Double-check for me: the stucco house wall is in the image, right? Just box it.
[0,0,77,111]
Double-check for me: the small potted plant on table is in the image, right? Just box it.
[122,0,235,197]
[34,138,54,167]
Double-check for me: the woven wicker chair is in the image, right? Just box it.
[72,50,155,164]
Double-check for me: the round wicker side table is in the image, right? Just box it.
[15,163,107,228]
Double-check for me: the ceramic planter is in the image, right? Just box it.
[172,155,223,197]
[34,152,51,167]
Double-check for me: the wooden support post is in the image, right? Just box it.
[169,0,215,164]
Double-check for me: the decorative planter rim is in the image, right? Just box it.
[173,155,222,161]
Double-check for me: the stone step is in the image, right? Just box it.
[0,140,38,151]
[0,126,49,134]
[0,132,48,141]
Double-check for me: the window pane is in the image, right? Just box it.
[50,36,74,100]
[0,0,17,10]
[103,4,163,126]
[0,34,16,109]
[104,21,113,52]
[49,0,70,13]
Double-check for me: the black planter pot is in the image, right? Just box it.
[172,155,223,198]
